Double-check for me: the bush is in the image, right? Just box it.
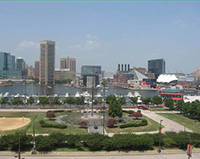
[127,110,134,115]
[132,111,142,118]
[94,126,98,129]
[39,120,45,124]
[120,119,148,128]
[54,110,65,113]
[46,111,55,119]
[41,123,53,128]
[78,121,87,127]
[105,118,118,127]
[53,124,67,129]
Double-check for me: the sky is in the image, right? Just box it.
[0,1,200,74]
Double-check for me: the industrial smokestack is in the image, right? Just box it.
[125,64,127,71]
[121,64,123,71]
[128,64,130,71]
[118,64,120,71]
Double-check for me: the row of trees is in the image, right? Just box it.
[0,96,85,106]
[1,132,200,152]
[106,95,163,106]
[165,99,200,119]
[0,95,164,106]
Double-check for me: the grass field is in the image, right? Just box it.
[158,113,200,133]
[0,112,88,135]
[106,115,162,133]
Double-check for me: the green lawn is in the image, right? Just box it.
[107,116,162,133]
[158,113,200,133]
[149,108,169,111]
[0,112,88,135]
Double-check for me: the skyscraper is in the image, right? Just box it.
[0,52,22,78]
[148,58,165,79]
[60,57,76,73]
[39,40,55,85]
[34,61,39,79]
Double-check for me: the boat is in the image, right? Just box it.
[96,93,102,98]
[4,92,9,97]
[75,92,80,97]
[134,91,141,97]
[65,93,69,98]
[127,92,134,98]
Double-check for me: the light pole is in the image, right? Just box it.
[32,116,36,155]
[158,119,163,153]
[18,134,21,159]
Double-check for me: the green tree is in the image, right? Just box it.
[38,97,49,105]
[51,97,61,105]
[75,97,85,106]
[176,99,184,111]
[118,97,126,106]
[27,97,35,105]
[63,97,75,107]
[0,97,9,106]
[141,97,151,105]
[196,104,200,119]
[165,98,174,110]
[152,96,163,106]
[11,98,23,106]
[106,95,116,105]
[130,97,138,106]
[108,100,122,118]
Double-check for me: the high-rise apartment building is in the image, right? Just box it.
[60,57,76,73]
[34,61,39,79]
[39,40,55,85]
[148,58,165,79]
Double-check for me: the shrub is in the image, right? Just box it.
[105,118,118,127]
[39,120,45,124]
[127,110,134,115]
[94,126,98,129]
[78,121,87,127]
[132,111,142,118]
[41,123,53,128]
[46,111,55,119]
[54,110,65,113]
[53,124,67,129]
[120,119,148,128]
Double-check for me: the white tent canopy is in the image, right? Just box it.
[157,74,178,83]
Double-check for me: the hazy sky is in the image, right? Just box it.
[0,1,200,73]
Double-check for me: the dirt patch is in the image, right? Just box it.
[0,117,31,131]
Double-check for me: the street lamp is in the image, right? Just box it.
[101,79,108,135]
[158,119,163,153]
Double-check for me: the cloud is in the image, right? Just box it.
[71,34,101,50]
[17,40,39,49]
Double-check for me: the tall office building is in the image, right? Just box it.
[81,65,101,88]
[148,58,165,79]
[39,40,55,85]
[60,57,76,73]
[0,52,22,78]
[16,57,25,70]
[0,52,15,71]
[34,61,39,79]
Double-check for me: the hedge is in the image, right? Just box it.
[40,121,67,129]
[0,132,200,152]
[120,119,148,128]
[54,110,65,113]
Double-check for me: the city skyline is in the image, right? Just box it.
[0,2,200,73]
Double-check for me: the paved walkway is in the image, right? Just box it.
[141,110,192,133]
